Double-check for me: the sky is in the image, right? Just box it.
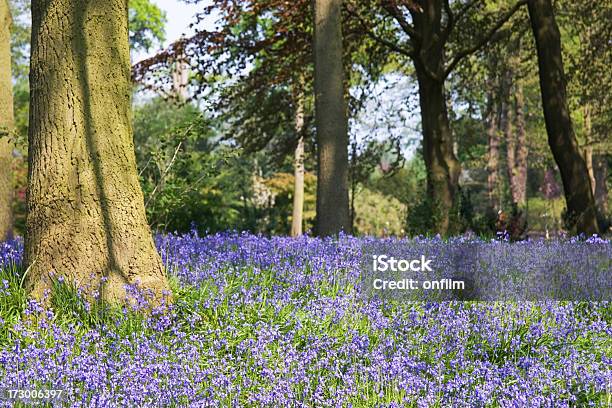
[134,0,212,63]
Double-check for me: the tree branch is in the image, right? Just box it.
[345,2,415,58]
[381,2,420,40]
[145,138,185,209]
[442,0,454,39]
[441,0,478,44]
[443,0,528,79]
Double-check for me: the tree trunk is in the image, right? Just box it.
[409,0,461,236]
[413,66,461,235]
[582,105,596,196]
[527,0,599,235]
[313,0,350,236]
[593,155,608,216]
[0,0,14,241]
[26,0,171,305]
[505,77,528,208]
[513,84,528,206]
[501,73,517,205]
[290,92,305,237]
[171,51,189,101]
[486,92,500,209]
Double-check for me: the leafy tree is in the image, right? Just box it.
[347,0,528,235]
[527,0,599,234]
[132,0,396,237]
[560,0,611,222]
[133,98,256,233]
[129,0,166,52]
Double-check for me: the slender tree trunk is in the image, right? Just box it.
[593,155,608,216]
[291,91,305,237]
[313,0,350,236]
[171,51,189,101]
[486,93,500,209]
[527,0,599,235]
[505,75,528,208]
[0,0,14,241]
[26,0,171,305]
[582,105,596,196]
[501,74,517,206]
[513,84,528,206]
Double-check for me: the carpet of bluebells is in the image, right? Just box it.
[0,233,610,407]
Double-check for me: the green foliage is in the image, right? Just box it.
[526,197,566,234]
[0,263,26,336]
[257,172,317,235]
[367,156,426,206]
[352,188,406,236]
[8,0,30,79]
[134,98,257,233]
[366,156,437,236]
[128,0,167,52]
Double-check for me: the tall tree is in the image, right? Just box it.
[510,83,528,207]
[0,0,14,241]
[527,0,599,234]
[26,0,171,304]
[291,87,306,237]
[349,0,528,234]
[593,156,608,217]
[313,0,351,236]
[561,0,611,223]
[502,66,528,208]
[485,90,501,210]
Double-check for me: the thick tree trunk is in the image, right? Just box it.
[26,0,171,305]
[291,92,305,237]
[527,0,599,235]
[409,0,461,235]
[414,66,461,235]
[313,0,350,236]
[513,84,528,206]
[0,0,14,241]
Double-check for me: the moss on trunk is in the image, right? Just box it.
[26,0,171,305]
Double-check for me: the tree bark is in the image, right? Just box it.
[408,1,462,235]
[501,72,517,205]
[291,91,305,237]
[0,0,14,241]
[486,92,500,210]
[413,67,461,235]
[171,51,189,101]
[513,84,528,206]
[593,155,608,216]
[527,0,599,235]
[505,77,528,208]
[582,105,596,196]
[313,0,351,236]
[26,0,171,305]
